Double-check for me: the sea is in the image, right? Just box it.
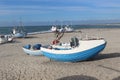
[0,25,120,35]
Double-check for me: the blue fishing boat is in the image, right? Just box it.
[41,39,107,62]
[22,44,42,56]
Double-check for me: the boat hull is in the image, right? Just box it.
[41,40,106,62]
[13,33,27,38]
[0,35,13,44]
[22,47,42,56]
[0,38,7,44]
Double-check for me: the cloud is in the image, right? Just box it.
[0,4,90,15]
[0,0,120,21]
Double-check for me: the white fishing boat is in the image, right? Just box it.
[12,20,27,38]
[0,35,13,44]
[5,35,14,42]
[0,35,7,44]
[12,27,27,38]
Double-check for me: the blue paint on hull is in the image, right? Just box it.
[41,43,106,62]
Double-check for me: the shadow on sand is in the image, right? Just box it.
[92,53,120,73]
[57,75,120,80]
[9,40,21,43]
[98,65,120,73]
[25,36,39,39]
[90,53,120,61]
[0,40,21,45]
[57,75,98,80]
[113,76,120,80]
[42,53,120,65]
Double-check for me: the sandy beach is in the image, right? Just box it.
[0,28,120,80]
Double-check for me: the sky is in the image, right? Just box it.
[0,0,120,26]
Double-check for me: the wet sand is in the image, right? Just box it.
[0,28,120,80]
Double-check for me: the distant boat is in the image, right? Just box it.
[51,26,58,32]
[64,25,74,32]
[41,38,107,62]
[11,20,27,38]
[0,35,13,44]
[50,25,74,33]
[11,27,27,38]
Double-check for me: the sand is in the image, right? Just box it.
[0,28,120,80]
